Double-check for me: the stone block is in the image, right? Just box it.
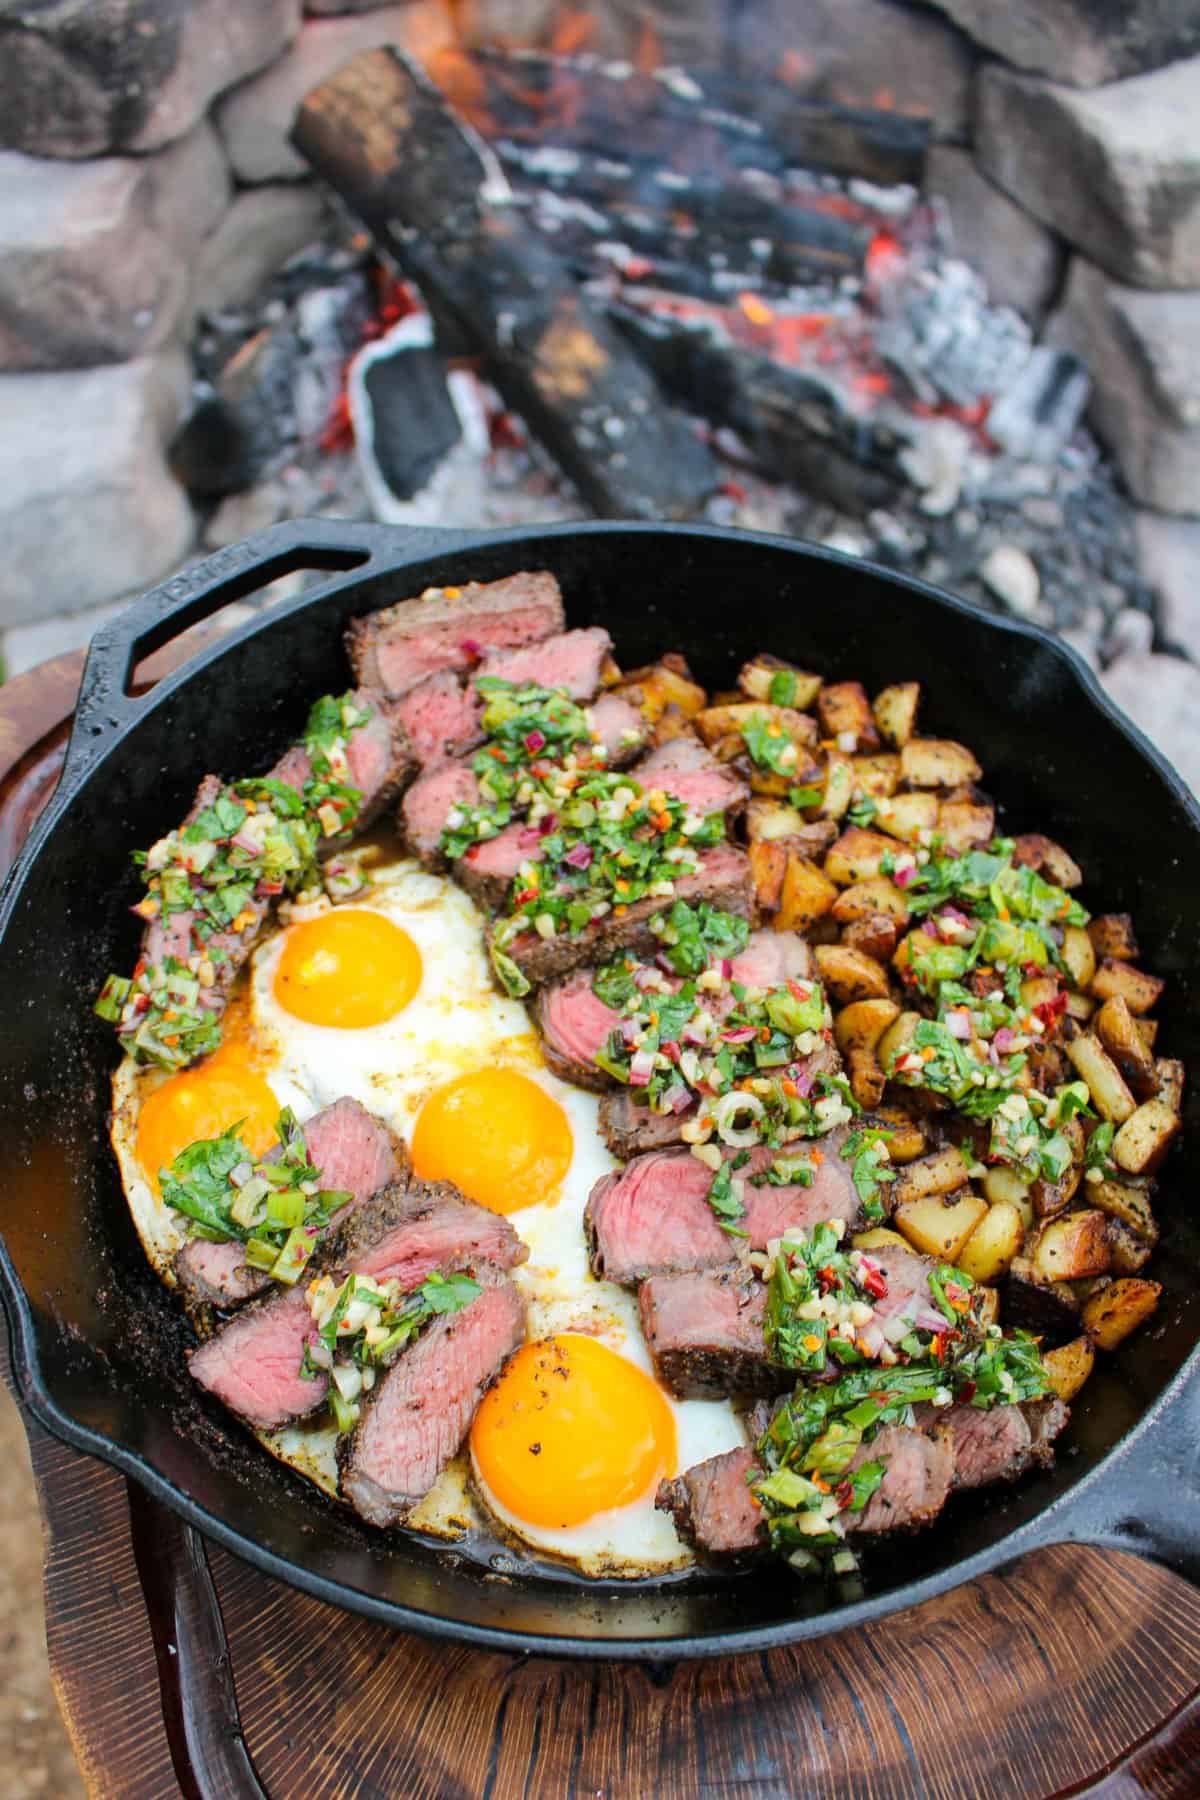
[215,3,455,183]
[925,146,1063,319]
[1046,259,1200,516]
[0,0,300,157]
[923,0,1200,88]
[976,60,1200,290]
[0,354,195,624]
[0,123,229,371]
[1101,650,1200,797]
[186,184,328,325]
[1135,510,1200,657]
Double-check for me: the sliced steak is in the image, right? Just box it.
[657,1446,767,1557]
[491,844,754,988]
[456,822,530,910]
[339,1266,526,1527]
[855,1245,957,1356]
[639,1266,782,1398]
[534,969,620,1089]
[270,688,415,831]
[727,929,814,989]
[918,1397,1069,1490]
[175,1098,406,1310]
[391,670,482,768]
[588,693,649,766]
[188,1177,526,1430]
[400,760,480,865]
[849,1425,955,1535]
[597,1036,841,1157]
[347,572,564,697]
[634,736,748,820]
[473,625,612,699]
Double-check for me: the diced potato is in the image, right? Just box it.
[1081,1277,1162,1351]
[1090,960,1164,1016]
[834,998,899,1108]
[695,700,819,751]
[957,1199,1024,1284]
[1095,995,1160,1100]
[825,827,897,885]
[895,1189,987,1262]
[739,655,822,711]
[1020,974,1062,1017]
[1031,1165,1082,1221]
[1041,1336,1095,1401]
[1112,1096,1181,1176]
[875,791,939,843]
[776,854,838,934]
[899,738,982,789]
[983,1166,1034,1231]
[1135,1018,1159,1048]
[865,1104,927,1163]
[831,877,910,924]
[1032,1210,1113,1283]
[872,681,920,748]
[1012,833,1083,889]
[937,798,995,854]
[652,704,702,745]
[748,840,787,913]
[1088,1175,1157,1245]
[877,1009,920,1073]
[850,1227,911,1253]
[817,681,879,752]
[1065,991,1096,1023]
[892,1146,971,1207]
[746,798,823,843]
[1060,925,1096,992]
[842,913,900,964]
[1156,1057,1185,1115]
[814,943,890,1004]
[1087,913,1139,962]
[820,753,854,820]
[1064,1033,1136,1124]
[616,657,706,724]
[1108,1219,1154,1275]
[851,753,901,798]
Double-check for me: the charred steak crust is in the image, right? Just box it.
[532,970,618,1091]
[657,1446,767,1558]
[638,1266,785,1398]
[347,572,565,697]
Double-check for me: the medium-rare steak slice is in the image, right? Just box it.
[533,969,619,1090]
[918,1397,1069,1490]
[639,1266,782,1398]
[391,670,483,767]
[587,1138,862,1287]
[490,844,754,989]
[848,1425,955,1535]
[174,1096,406,1310]
[401,760,480,865]
[270,687,415,832]
[473,625,612,699]
[597,1036,841,1158]
[188,1179,527,1430]
[634,736,748,819]
[347,572,564,697]
[339,1266,526,1527]
[657,1445,766,1556]
[456,823,532,911]
[588,693,649,766]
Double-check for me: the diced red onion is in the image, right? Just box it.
[524,729,546,753]
[993,1027,1015,1054]
[629,1049,656,1087]
[632,965,659,990]
[720,959,733,979]
[945,1010,971,1041]
[941,904,971,925]
[229,1160,253,1188]
[620,1018,640,1046]
[921,917,938,937]
[721,1026,756,1044]
[663,1082,693,1114]
[563,840,593,870]
[230,828,261,855]
[682,1019,709,1045]
[790,1064,815,1096]
[517,828,540,849]
[537,811,558,836]
[894,864,914,889]
[460,638,483,657]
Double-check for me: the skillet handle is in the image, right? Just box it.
[62,518,468,787]
[1031,1372,1200,1588]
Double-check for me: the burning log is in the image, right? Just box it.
[290,48,717,521]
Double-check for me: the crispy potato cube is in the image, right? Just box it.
[864,1104,927,1163]
[872,681,920,748]
[1064,1033,1136,1124]
[817,681,879,752]
[776,854,838,934]
[1060,925,1096,992]
[892,1146,971,1207]
[875,791,939,843]
[825,827,897,885]
[1020,974,1062,1016]
[851,753,901,798]
[1082,1277,1162,1351]
[748,840,787,913]
[957,1200,1024,1284]
[616,657,706,724]
[1108,1220,1154,1275]
[1031,1168,1081,1221]
[1135,1018,1159,1048]
[831,877,910,924]
[815,943,891,1004]
[983,1166,1034,1231]
[895,1189,987,1262]
[1091,960,1164,1016]
[1032,1210,1113,1282]
[1095,996,1160,1100]
[1088,1176,1157,1245]
[937,798,995,854]
[1065,991,1096,1023]
[878,1009,921,1072]
[746,798,816,843]
[1042,1336,1095,1401]
[834,998,900,1108]
[738,655,822,710]
[820,753,854,820]
[842,912,900,963]
[1012,833,1083,889]
[1112,1097,1180,1176]
[1087,913,1139,962]
[850,1227,912,1253]
[898,738,982,789]
[1156,1057,1185,1114]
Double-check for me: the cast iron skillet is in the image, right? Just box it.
[0,518,1198,1661]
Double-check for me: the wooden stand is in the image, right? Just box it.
[2,654,1199,1799]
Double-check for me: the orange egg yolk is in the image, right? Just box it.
[272,908,422,1028]
[471,1335,677,1528]
[136,1042,278,1193]
[410,1068,572,1214]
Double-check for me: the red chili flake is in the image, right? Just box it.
[817,1264,839,1295]
[1034,990,1069,1025]
[834,1480,854,1510]
[861,1267,888,1300]
[932,1332,948,1363]
[959,1380,977,1403]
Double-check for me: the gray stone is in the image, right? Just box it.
[1100,650,1200,795]
[925,146,1063,320]
[922,0,1200,88]
[1046,259,1200,515]
[0,0,300,157]
[305,0,402,10]
[186,184,328,326]
[976,60,1200,290]
[0,123,229,371]
[1135,509,1200,657]
[0,353,194,624]
[981,543,1041,615]
[215,4,454,183]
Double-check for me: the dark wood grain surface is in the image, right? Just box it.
[2,653,1199,1800]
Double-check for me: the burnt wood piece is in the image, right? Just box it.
[290,48,717,520]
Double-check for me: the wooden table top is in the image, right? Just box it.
[2,649,1199,1800]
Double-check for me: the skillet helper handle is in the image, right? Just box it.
[62,518,456,786]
